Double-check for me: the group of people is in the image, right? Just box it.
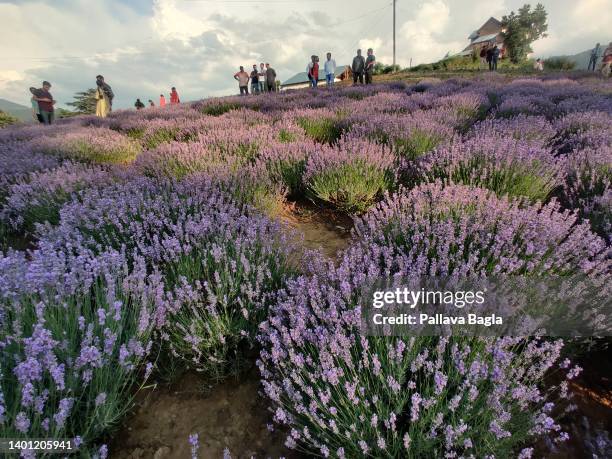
[589,42,612,76]
[478,44,501,71]
[232,48,376,95]
[135,87,180,110]
[306,48,376,89]
[234,63,277,95]
[350,48,376,85]
[29,74,114,124]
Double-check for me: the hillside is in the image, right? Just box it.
[547,47,600,70]
[0,98,33,122]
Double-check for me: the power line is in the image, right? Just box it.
[336,3,392,62]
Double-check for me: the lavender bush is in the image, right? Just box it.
[295,109,348,144]
[0,247,156,454]
[562,148,611,240]
[414,136,564,203]
[28,127,141,165]
[351,110,455,161]
[258,141,313,196]
[38,176,297,376]
[0,74,609,456]
[259,183,608,458]
[1,163,118,237]
[303,138,396,213]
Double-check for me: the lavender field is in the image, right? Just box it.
[1,74,611,458]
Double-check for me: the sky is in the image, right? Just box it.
[0,0,610,109]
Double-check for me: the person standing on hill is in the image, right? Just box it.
[491,45,500,71]
[159,94,166,107]
[258,63,266,92]
[95,79,110,118]
[486,46,494,71]
[365,48,376,85]
[307,55,319,88]
[250,64,260,94]
[170,87,180,104]
[588,43,601,71]
[352,49,365,85]
[324,52,336,88]
[96,75,114,110]
[29,87,43,123]
[31,81,55,125]
[265,63,277,92]
[479,46,488,70]
[148,99,155,107]
[135,98,145,110]
[234,66,250,95]
[534,58,544,71]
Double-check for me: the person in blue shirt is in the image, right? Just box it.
[324,52,336,88]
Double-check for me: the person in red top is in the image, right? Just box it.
[170,87,180,104]
[307,55,319,89]
[159,94,166,107]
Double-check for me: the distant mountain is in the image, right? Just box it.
[0,98,33,122]
[547,48,595,70]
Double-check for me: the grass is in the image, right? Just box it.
[306,161,393,213]
[297,117,345,144]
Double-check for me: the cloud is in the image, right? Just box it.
[399,0,464,63]
[0,0,609,108]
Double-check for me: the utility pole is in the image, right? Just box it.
[393,0,396,69]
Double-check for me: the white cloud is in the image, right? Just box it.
[399,0,464,63]
[0,0,609,108]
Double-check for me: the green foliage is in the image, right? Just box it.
[371,129,445,161]
[19,190,72,234]
[201,103,240,116]
[56,108,80,119]
[424,157,559,203]
[67,139,140,165]
[394,130,446,160]
[0,110,19,128]
[297,117,344,144]
[66,88,97,115]
[142,128,186,150]
[501,3,548,63]
[278,129,297,143]
[265,158,306,197]
[306,161,393,213]
[373,63,400,75]
[409,63,434,72]
[543,57,576,70]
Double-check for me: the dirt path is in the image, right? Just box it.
[111,368,300,459]
[279,200,353,260]
[536,347,612,458]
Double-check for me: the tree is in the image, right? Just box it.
[56,108,80,119]
[501,3,548,64]
[373,63,401,75]
[0,110,19,128]
[66,88,97,114]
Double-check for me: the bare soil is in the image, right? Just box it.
[542,347,612,458]
[279,200,353,260]
[111,368,300,459]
